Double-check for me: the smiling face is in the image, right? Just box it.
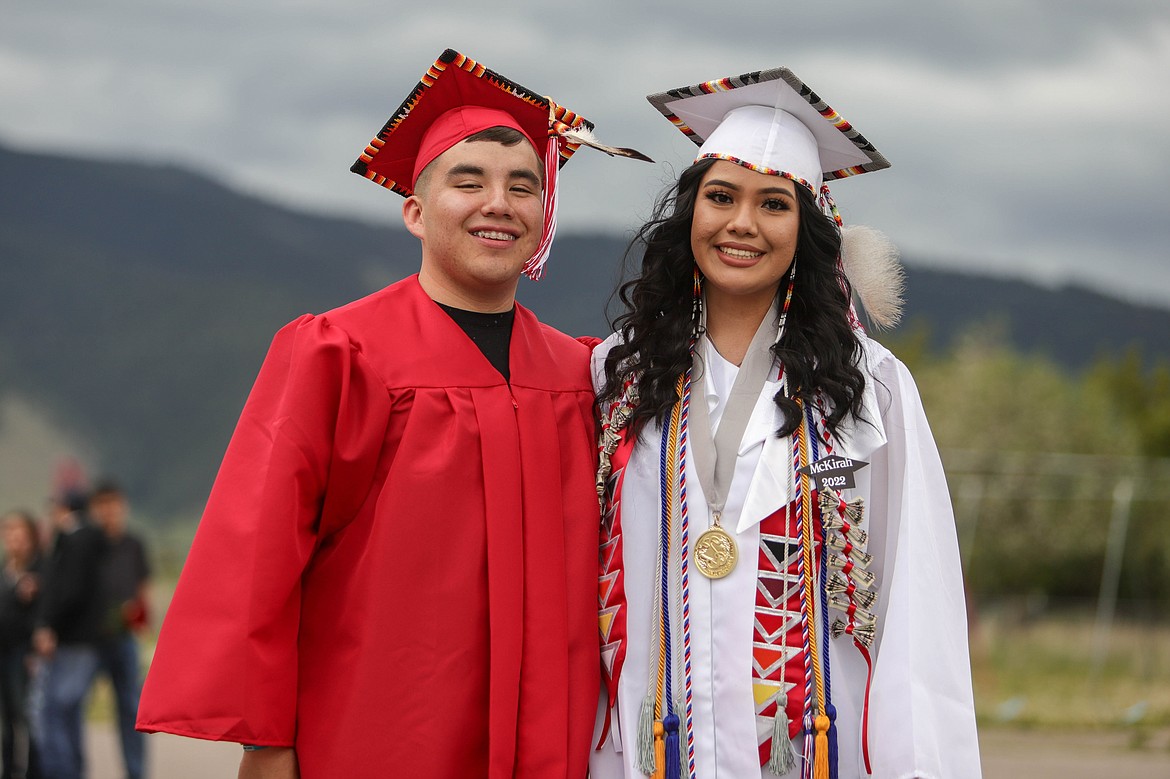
[690,160,801,314]
[403,135,543,312]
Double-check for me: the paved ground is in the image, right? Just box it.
[88,727,239,779]
[978,728,1170,778]
[86,724,1170,778]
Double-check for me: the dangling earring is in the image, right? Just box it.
[779,261,796,336]
[691,266,703,339]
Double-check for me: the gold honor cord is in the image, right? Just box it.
[797,400,831,779]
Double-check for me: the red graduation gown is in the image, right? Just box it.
[137,275,601,779]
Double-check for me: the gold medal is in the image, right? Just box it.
[694,523,738,579]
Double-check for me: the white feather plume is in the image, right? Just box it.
[559,125,653,162]
[840,225,905,330]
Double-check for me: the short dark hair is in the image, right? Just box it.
[413,125,544,195]
[464,126,529,146]
[90,479,125,501]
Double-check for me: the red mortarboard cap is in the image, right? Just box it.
[353,49,648,279]
[352,50,592,197]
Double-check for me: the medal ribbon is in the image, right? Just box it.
[687,304,782,536]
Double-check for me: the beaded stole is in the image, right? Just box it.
[599,386,881,778]
[597,377,638,748]
[596,281,880,777]
[751,397,880,778]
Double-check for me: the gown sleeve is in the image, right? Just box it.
[136,313,391,745]
[864,351,983,778]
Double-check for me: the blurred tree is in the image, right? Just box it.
[878,324,1169,604]
[1086,348,1170,458]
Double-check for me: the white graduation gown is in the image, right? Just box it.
[589,333,981,779]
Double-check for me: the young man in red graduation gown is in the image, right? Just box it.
[136,50,646,779]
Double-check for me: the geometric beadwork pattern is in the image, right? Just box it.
[753,499,820,762]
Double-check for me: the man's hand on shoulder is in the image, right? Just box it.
[238,747,299,779]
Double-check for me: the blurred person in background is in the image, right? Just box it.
[89,480,149,779]
[0,510,44,779]
[31,491,104,779]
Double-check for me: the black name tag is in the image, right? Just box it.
[798,455,868,491]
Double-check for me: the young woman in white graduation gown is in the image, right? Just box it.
[590,68,981,779]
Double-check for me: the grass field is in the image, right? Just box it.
[85,587,1170,771]
[970,603,1170,743]
[123,585,1170,734]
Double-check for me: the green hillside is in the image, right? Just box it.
[2,141,1168,519]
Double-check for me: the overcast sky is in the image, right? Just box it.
[4,1,1168,306]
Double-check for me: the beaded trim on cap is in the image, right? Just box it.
[351,48,591,197]
[695,152,816,195]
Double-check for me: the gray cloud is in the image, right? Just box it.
[3,0,1168,304]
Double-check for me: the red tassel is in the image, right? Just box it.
[523,133,562,280]
[858,644,874,774]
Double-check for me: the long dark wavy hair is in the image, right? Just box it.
[600,158,867,440]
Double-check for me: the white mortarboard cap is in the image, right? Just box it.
[647,67,889,195]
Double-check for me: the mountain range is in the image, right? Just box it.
[2,142,1167,518]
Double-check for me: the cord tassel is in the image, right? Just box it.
[802,714,815,779]
[663,713,681,779]
[768,705,798,775]
[652,720,666,779]
[635,691,656,774]
[827,704,839,779]
[813,713,830,779]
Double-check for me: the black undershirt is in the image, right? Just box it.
[437,302,515,381]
